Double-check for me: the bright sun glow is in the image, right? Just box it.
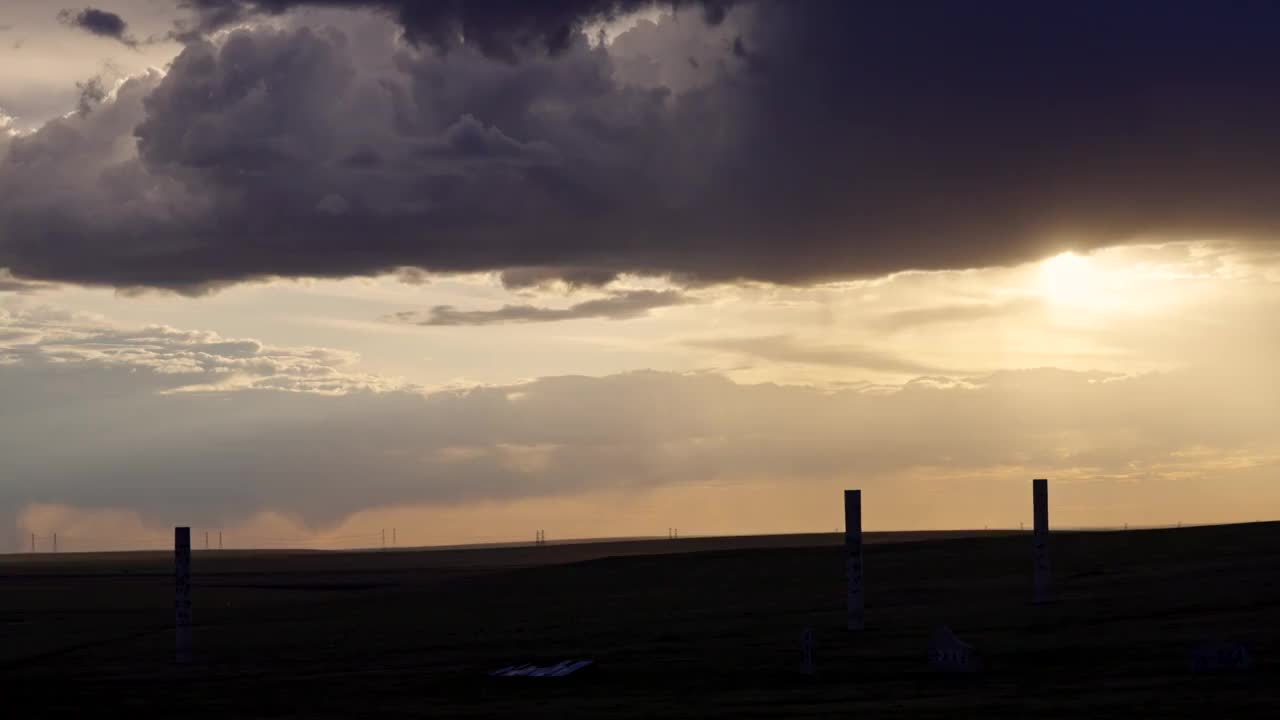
[1039,251,1104,306]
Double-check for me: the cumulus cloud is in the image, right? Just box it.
[57,7,137,47]
[7,3,1280,291]
[392,289,688,325]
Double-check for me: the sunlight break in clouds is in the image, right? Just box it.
[5,240,1280,552]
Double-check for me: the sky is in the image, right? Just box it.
[2,1,1279,552]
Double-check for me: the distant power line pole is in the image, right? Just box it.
[392,528,397,547]
[381,528,386,549]
[53,532,57,553]
[218,531,223,550]
[205,531,209,550]
[30,533,34,553]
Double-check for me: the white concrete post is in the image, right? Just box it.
[845,489,864,630]
[800,627,815,675]
[175,526,192,663]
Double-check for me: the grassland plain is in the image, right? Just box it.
[2,525,1277,718]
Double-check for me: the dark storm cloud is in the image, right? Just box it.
[9,1,1280,290]
[685,335,952,375]
[179,0,733,58]
[57,7,137,47]
[393,289,688,326]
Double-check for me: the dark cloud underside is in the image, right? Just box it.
[394,289,688,326]
[180,0,734,58]
[0,269,47,293]
[6,1,1280,290]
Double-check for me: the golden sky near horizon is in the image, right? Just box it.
[7,241,1279,550]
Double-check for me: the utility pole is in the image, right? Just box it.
[844,490,864,630]
[53,533,57,553]
[392,528,397,547]
[381,528,386,549]
[175,527,192,664]
[1032,479,1052,605]
[30,533,34,553]
[219,531,223,550]
[205,531,209,550]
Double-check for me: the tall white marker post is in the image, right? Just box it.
[175,526,192,663]
[845,489,864,631]
[1032,479,1052,604]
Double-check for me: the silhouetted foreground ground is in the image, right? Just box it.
[2,525,1277,718]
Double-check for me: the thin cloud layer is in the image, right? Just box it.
[6,3,1280,291]
[0,306,391,394]
[3,303,1278,551]
[393,289,688,325]
[874,299,1041,333]
[686,335,952,375]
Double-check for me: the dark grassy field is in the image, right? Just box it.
[2,525,1277,718]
